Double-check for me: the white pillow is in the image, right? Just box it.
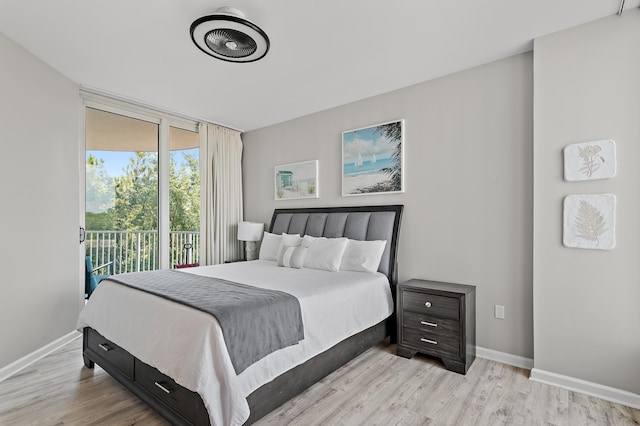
[276,233,302,262]
[278,246,308,269]
[340,239,387,273]
[301,234,318,248]
[258,232,282,261]
[282,233,302,247]
[303,237,348,272]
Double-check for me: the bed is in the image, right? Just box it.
[78,204,403,425]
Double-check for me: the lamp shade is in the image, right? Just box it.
[238,221,264,242]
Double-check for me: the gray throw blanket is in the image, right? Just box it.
[106,269,304,374]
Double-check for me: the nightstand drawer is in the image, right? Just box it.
[401,327,460,358]
[402,311,459,338]
[402,290,460,319]
[86,328,134,379]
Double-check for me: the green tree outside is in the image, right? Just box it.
[86,151,200,232]
[86,150,200,270]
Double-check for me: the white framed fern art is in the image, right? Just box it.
[563,194,616,250]
[563,140,616,181]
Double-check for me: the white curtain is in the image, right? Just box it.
[201,124,244,264]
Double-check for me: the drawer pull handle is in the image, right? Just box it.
[98,343,112,352]
[420,338,438,345]
[154,381,171,394]
[421,321,437,327]
[425,301,432,308]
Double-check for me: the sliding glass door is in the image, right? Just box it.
[83,103,201,278]
[85,107,159,273]
[169,126,200,267]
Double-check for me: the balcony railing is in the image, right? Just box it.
[86,230,200,274]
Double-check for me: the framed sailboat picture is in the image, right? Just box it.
[342,119,404,196]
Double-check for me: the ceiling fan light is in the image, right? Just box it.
[205,28,257,58]
[190,7,270,63]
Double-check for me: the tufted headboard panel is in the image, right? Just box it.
[269,205,403,284]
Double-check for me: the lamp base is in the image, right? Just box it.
[245,241,259,261]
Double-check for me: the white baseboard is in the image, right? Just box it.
[472,348,639,409]
[530,368,640,410]
[0,330,81,383]
[476,346,534,370]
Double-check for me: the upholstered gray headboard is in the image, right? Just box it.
[269,205,403,285]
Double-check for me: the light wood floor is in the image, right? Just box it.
[0,336,638,425]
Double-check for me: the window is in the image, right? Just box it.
[83,97,201,274]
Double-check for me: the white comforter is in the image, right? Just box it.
[77,260,393,426]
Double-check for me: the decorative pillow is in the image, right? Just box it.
[278,246,308,269]
[340,239,387,273]
[276,233,302,263]
[303,237,348,272]
[258,232,282,261]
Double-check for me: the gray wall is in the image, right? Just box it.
[0,32,81,369]
[243,53,534,358]
[533,10,640,393]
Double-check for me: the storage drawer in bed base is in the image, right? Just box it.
[82,328,207,426]
[83,321,388,426]
[134,358,209,425]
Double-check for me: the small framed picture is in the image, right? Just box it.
[342,119,404,196]
[274,160,318,200]
[563,140,616,181]
[563,193,616,250]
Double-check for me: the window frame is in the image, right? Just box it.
[81,91,201,270]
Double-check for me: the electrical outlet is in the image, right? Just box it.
[495,304,505,319]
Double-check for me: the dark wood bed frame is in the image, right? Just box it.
[82,204,403,425]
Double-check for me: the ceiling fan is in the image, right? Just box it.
[190,6,270,63]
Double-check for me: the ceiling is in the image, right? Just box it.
[0,0,637,132]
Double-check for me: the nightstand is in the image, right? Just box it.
[396,279,476,374]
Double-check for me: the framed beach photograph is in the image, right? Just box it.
[342,119,404,196]
[274,160,319,200]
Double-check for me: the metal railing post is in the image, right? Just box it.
[86,230,199,273]
[136,232,141,272]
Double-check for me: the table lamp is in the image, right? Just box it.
[237,221,264,261]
